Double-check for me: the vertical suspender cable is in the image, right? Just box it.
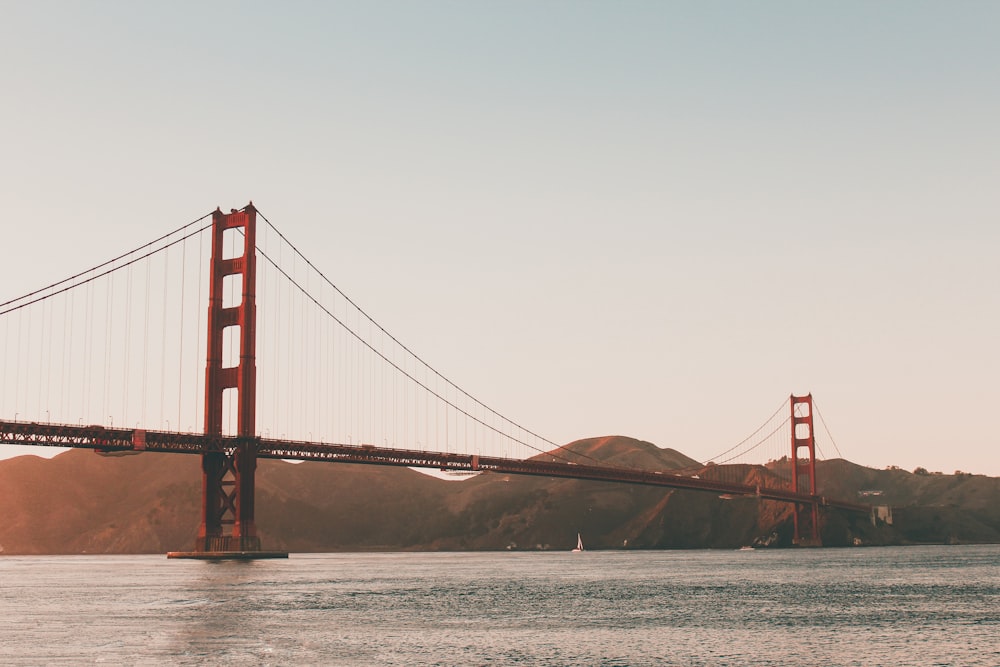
[424,364,428,449]
[103,274,112,424]
[81,280,90,420]
[332,287,338,441]
[160,247,169,428]
[195,231,203,431]
[303,264,309,438]
[273,239,280,435]
[317,273,322,440]
[36,287,45,417]
[287,250,294,437]
[322,281,328,441]
[64,293,71,420]
[393,337,397,447]
[306,269,313,439]
[86,277,94,421]
[142,256,151,427]
[60,294,68,420]
[331,291,336,441]
[123,264,132,424]
[1,312,7,416]
[369,318,374,444]
[177,233,186,430]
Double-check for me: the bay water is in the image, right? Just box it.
[1,545,998,665]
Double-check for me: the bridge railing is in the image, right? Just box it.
[0,419,870,514]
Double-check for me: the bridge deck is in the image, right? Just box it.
[0,420,871,514]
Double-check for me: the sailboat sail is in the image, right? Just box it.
[572,533,584,552]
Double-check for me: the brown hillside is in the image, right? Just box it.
[544,436,701,470]
[814,459,1000,543]
[1,438,998,553]
[0,450,201,554]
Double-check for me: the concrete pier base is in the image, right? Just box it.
[166,550,288,560]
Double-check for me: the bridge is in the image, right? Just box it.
[0,204,870,557]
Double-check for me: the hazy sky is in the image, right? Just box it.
[2,2,998,474]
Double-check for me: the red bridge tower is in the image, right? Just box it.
[790,393,821,545]
[169,204,286,559]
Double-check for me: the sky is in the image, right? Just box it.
[1,1,998,475]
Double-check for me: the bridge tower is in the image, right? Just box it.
[170,203,285,559]
[790,393,820,545]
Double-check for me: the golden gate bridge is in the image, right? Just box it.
[0,204,871,557]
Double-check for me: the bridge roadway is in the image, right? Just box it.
[0,420,871,514]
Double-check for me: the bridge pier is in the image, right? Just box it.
[168,204,286,560]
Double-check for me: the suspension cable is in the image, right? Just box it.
[710,415,791,466]
[0,221,213,317]
[252,209,593,460]
[247,223,595,465]
[0,213,212,310]
[701,396,788,464]
[813,399,844,459]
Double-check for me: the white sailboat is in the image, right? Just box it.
[571,533,584,553]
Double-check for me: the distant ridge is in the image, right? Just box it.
[541,436,700,470]
[1,437,998,554]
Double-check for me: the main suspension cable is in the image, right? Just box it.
[0,221,213,317]
[253,211,568,445]
[0,213,212,311]
[701,397,788,464]
[710,415,791,466]
[813,399,844,459]
[247,210,603,466]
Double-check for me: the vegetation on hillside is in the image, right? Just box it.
[0,437,997,554]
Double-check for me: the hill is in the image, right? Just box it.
[0,437,997,554]
[813,458,1000,544]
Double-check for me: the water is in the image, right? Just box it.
[1,546,998,666]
